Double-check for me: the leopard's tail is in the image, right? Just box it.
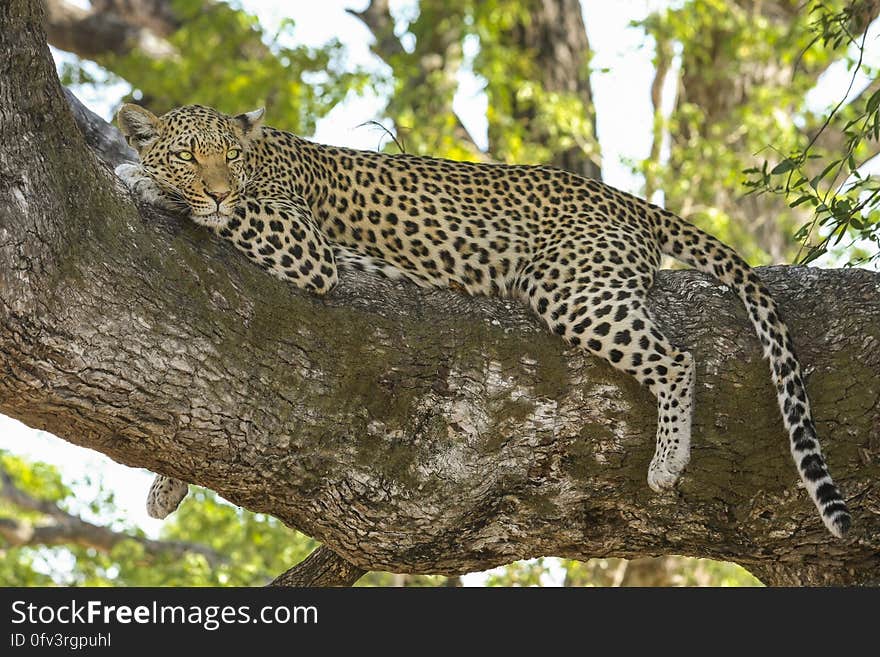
[653,207,850,538]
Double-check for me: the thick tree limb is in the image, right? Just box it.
[2,0,880,586]
[269,546,365,587]
[0,466,226,565]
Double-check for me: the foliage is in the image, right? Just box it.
[485,558,554,586]
[375,0,599,167]
[744,1,880,266]
[375,1,475,159]
[560,557,761,587]
[481,557,760,587]
[473,0,599,168]
[640,0,873,264]
[58,0,366,133]
[0,451,315,586]
[0,452,67,586]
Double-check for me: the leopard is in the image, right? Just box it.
[115,102,851,538]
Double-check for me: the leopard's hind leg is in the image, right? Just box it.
[526,270,695,490]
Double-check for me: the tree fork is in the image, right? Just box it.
[2,0,879,586]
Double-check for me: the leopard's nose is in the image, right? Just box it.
[206,189,230,204]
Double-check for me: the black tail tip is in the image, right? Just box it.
[830,513,852,539]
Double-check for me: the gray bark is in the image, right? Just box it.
[2,0,880,586]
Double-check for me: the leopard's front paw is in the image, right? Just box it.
[114,163,175,209]
[114,162,147,191]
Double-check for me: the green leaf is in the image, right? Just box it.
[790,194,816,208]
[867,87,880,114]
[770,158,797,174]
[800,247,826,265]
[810,159,841,189]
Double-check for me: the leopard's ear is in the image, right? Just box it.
[117,103,159,154]
[233,107,265,143]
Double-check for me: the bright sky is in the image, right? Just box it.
[2,0,877,584]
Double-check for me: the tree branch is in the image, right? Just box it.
[2,0,879,586]
[45,0,176,59]
[346,0,403,59]
[269,546,365,587]
[0,465,226,566]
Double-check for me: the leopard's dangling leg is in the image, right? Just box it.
[528,277,695,490]
[146,474,189,519]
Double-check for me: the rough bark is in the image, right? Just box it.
[2,0,880,586]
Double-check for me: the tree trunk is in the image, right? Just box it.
[2,0,879,586]
[487,0,601,179]
[655,0,880,263]
[350,0,486,159]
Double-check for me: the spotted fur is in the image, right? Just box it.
[146,475,188,520]
[116,103,850,537]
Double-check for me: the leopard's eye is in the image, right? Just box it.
[226,148,241,161]
[176,150,194,161]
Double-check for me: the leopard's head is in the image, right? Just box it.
[117,104,264,227]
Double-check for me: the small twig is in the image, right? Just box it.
[356,120,407,153]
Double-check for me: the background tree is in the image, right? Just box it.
[644,0,880,264]
[2,0,878,586]
[743,1,880,266]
